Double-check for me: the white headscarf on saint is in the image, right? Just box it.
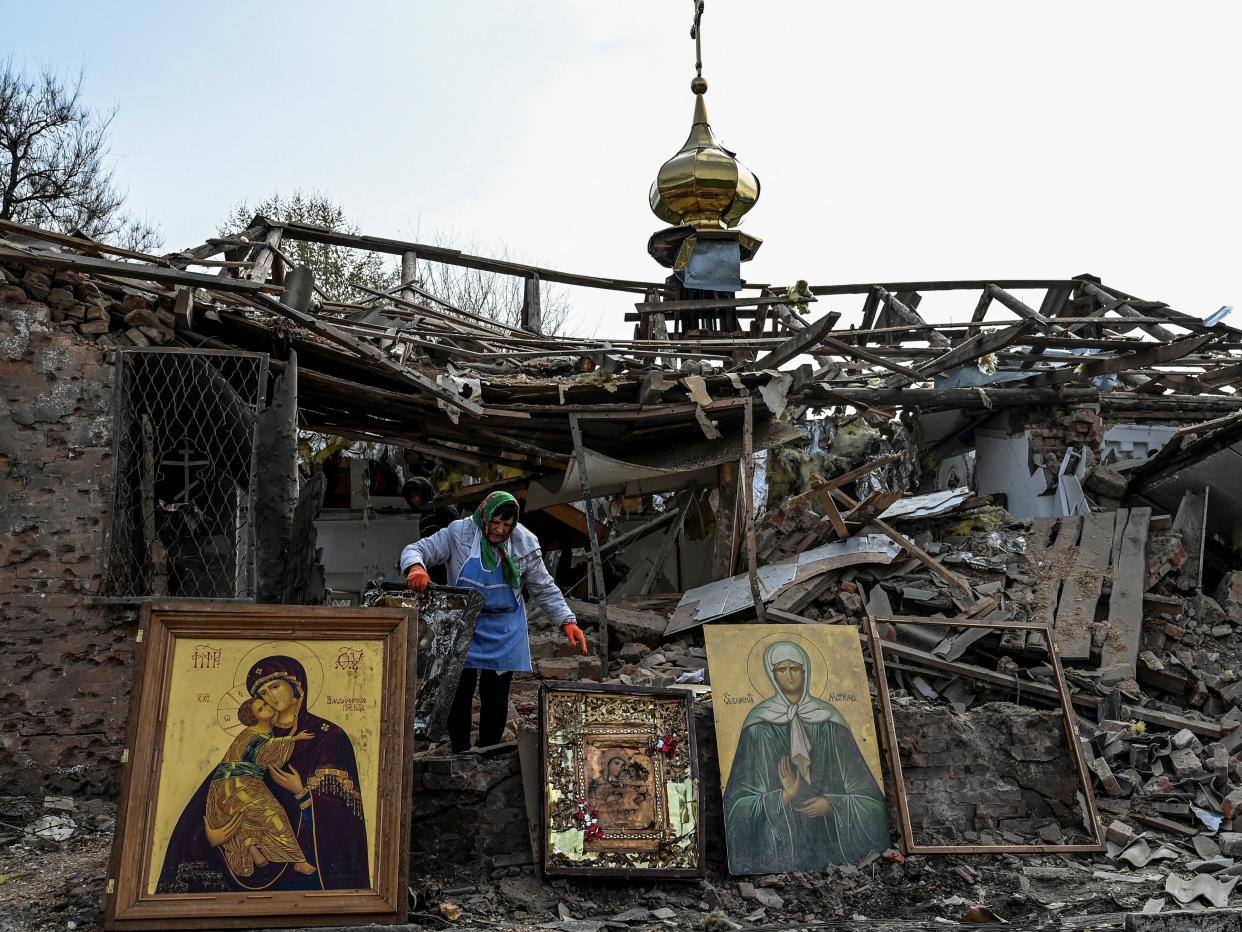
[750,640,845,783]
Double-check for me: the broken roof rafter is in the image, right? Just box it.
[4,216,1241,475]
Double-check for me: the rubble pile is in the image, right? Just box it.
[894,700,1093,848]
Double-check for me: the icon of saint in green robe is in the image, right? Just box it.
[722,640,889,874]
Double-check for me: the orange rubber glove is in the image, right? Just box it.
[406,565,431,593]
[562,621,588,654]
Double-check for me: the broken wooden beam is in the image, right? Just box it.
[877,288,951,348]
[830,488,973,597]
[569,414,609,667]
[868,633,1223,739]
[985,284,1057,330]
[884,319,1038,387]
[1100,507,1151,673]
[750,310,842,371]
[1052,511,1115,660]
[742,399,765,623]
[597,508,679,558]
[637,492,693,595]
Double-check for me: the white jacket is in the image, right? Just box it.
[400,517,575,626]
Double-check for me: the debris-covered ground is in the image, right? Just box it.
[0,793,1165,931]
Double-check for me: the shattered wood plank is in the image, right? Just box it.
[814,334,926,381]
[769,571,840,614]
[1052,512,1115,660]
[1006,332,1218,390]
[1038,284,1075,320]
[749,310,841,371]
[966,288,994,336]
[834,489,973,597]
[0,242,267,294]
[1028,517,1080,628]
[811,455,903,493]
[986,284,1058,330]
[1077,280,1180,343]
[276,218,662,293]
[858,287,882,332]
[1173,488,1209,591]
[882,319,1038,388]
[743,399,765,623]
[1101,507,1151,673]
[766,607,816,624]
[633,294,810,314]
[1132,371,1224,396]
[637,493,693,595]
[1109,508,1130,576]
[353,282,520,338]
[869,636,1224,739]
[814,485,849,539]
[1201,361,1242,389]
[878,289,951,348]
[597,509,679,558]
[247,292,484,418]
[959,595,999,620]
[245,224,283,284]
[569,414,609,666]
[844,489,902,521]
[0,217,176,265]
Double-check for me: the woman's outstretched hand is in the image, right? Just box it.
[562,621,588,654]
[406,565,431,593]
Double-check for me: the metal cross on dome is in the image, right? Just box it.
[690,0,705,80]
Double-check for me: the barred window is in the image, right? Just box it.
[100,348,268,599]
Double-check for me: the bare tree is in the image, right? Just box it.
[0,59,161,250]
[417,235,572,335]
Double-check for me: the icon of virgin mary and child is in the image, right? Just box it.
[156,655,370,893]
[723,640,890,874]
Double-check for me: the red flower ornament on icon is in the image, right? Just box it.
[573,799,604,840]
[652,735,679,756]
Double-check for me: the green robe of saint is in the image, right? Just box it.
[722,642,889,874]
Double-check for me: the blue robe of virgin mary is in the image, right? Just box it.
[722,641,889,875]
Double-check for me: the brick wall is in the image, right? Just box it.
[0,274,134,797]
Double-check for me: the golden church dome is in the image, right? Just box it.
[649,77,760,231]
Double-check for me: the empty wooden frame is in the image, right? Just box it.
[865,616,1104,856]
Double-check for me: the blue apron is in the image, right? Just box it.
[455,533,532,673]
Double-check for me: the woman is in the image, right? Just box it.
[722,641,889,874]
[401,491,586,753]
[157,655,370,893]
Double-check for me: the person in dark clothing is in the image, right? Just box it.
[401,477,459,586]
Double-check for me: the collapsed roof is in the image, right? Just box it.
[2,214,1238,494]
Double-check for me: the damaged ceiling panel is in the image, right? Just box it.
[665,534,902,635]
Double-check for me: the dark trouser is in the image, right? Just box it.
[447,668,513,753]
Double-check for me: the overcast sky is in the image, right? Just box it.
[6,1,1239,338]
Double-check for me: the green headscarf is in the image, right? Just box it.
[473,491,521,589]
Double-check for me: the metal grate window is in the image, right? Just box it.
[100,348,268,599]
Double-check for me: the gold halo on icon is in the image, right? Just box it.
[745,630,829,701]
[217,684,258,737]
[233,640,324,709]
